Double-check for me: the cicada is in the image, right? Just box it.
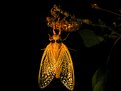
[38,29,75,90]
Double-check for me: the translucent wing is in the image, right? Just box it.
[59,43,75,91]
[38,43,56,88]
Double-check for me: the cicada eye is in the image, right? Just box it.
[50,40,55,43]
[56,39,62,43]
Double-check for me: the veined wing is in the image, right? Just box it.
[38,43,56,88]
[58,43,75,91]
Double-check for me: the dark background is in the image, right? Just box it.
[30,0,121,91]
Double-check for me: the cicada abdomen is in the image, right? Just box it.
[38,34,75,90]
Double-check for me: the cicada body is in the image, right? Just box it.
[38,34,75,90]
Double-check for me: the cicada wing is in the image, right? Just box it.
[38,43,56,88]
[59,43,75,91]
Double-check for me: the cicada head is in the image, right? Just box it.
[52,34,61,40]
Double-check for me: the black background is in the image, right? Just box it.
[6,0,121,91]
[31,0,121,91]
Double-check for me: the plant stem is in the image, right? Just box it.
[107,36,121,64]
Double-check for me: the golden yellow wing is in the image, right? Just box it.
[58,43,75,91]
[38,43,56,88]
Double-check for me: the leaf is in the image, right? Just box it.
[92,68,107,91]
[78,29,104,47]
[119,8,121,13]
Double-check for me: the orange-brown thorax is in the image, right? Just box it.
[49,34,62,78]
